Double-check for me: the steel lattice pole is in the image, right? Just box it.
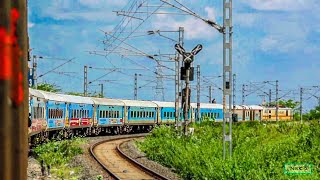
[222,0,233,159]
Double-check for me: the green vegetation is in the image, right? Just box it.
[32,82,61,92]
[265,99,300,108]
[66,92,85,96]
[33,138,86,179]
[138,121,320,179]
[303,106,320,121]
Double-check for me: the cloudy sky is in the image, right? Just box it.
[28,0,320,110]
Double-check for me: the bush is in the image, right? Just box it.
[138,122,320,179]
[33,138,86,178]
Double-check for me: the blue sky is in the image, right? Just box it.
[28,0,320,110]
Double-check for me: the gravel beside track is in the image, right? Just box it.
[28,133,179,179]
[119,139,181,180]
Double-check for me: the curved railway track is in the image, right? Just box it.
[90,134,169,180]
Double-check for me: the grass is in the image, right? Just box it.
[137,121,320,179]
[33,138,87,179]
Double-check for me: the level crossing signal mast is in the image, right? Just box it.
[175,43,202,135]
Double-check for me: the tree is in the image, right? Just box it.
[278,99,300,109]
[33,83,61,93]
[302,106,320,120]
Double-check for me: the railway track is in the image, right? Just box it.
[90,134,169,180]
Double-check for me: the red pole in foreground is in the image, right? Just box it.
[0,0,28,179]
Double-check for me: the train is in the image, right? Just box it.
[28,88,293,144]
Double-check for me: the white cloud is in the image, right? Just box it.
[152,6,219,40]
[78,0,127,8]
[28,22,35,28]
[41,0,122,22]
[234,13,258,27]
[204,7,216,21]
[45,10,115,21]
[244,0,314,11]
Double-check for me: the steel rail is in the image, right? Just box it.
[90,134,169,180]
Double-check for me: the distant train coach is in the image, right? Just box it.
[262,107,293,121]
[28,88,294,145]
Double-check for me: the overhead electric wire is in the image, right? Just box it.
[38,58,75,78]
[103,1,165,58]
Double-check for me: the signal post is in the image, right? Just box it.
[175,44,202,135]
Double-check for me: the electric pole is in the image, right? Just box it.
[233,74,236,112]
[160,0,233,160]
[300,87,303,124]
[222,0,233,159]
[31,55,43,88]
[84,65,88,96]
[134,73,138,100]
[209,86,212,103]
[175,27,184,126]
[276,80,279,122]
[99,83,104,98]
[197,65,200,122]
[242,84,245,105]
[269,89,272,106]
[32,55,37,88]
